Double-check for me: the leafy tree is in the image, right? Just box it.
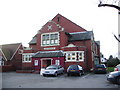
[106,57,120,67]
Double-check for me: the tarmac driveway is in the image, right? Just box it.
[1,72,120,88]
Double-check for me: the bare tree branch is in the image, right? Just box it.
[98,0,120,14]
[98,3,120,11]
[113,34,120,42]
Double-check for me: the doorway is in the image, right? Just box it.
[41,59,52,68]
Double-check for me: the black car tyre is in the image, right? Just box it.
[43,74,46,77]
[55,72,58,77]
[117,77,120,85]
[78,73,81,76]
[67,73,70,76]
[81,71,84,75]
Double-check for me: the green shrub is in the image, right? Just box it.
[107,67,114,72]
[106,58,120,67]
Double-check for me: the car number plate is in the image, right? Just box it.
[70,70,75,71]
[45,71,49,73]
[98,68,102,70]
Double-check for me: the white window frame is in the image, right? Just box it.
[78,51,84,61]
[65,51,84,62]
[41,32,60,46]
[65,51,77,61]
[22,53,34,62]
[55,60,60,65]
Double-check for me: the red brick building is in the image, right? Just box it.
[22,14,100,72]
[0,43,23,71]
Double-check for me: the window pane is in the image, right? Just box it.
[55,34,58,39]
[51,40,54,44]
[68,53,71,60]
[46,40,50,44]
[51,34,55,39]
[55,40,58,44]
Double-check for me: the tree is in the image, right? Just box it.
[98,0,120,14]
[98,0,120,42]
[106,57,120,67]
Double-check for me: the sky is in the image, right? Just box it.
[0,0,118,59]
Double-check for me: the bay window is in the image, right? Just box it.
[65,51,84,61]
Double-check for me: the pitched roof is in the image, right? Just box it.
[29,36,37,45]
[32,50,64,58]
[95,41,100,46]
[68,31,93,41]
[0,43,22,61]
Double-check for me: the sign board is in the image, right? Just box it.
[34,60,38,66]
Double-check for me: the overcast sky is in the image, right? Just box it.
[0,0,118,59]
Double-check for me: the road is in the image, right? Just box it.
[1,72,120,88]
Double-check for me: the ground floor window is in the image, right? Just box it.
[22,53,34,62]
[55,60,60,65]
[65,51,84,61]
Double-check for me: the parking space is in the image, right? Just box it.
[2,72,119,88]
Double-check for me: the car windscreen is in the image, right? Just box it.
[95,65,105,68]
[46,66,58,69]
[68,65,79,70]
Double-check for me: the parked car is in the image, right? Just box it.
[94,64,107,74]
[67,65,84,76]
[42,64,64,77]
[107,71,120,84]
[114,64,120,71]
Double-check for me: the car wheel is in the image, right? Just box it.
[43,74,46,77]
[55,72,58,77]
[67,73,70,76]
[117,77,120,85]
[78,73,81,76]
[81,71,84,75]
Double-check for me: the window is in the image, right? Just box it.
[66,52,76,61]
[78,51,84,61]
[41,32,59,46]
[65,51,84,62]
[55,60,60,65]
[22,53,33,62]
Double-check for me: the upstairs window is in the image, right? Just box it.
[41,32,59,46]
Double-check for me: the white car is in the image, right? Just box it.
[43,65,64,77]
[114,64,120,71]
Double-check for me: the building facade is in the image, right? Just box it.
[23,14,100,72]
[0,43,23,71]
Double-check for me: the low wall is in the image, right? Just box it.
[0,65,14,72]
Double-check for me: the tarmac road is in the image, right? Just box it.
[1,72,120,88]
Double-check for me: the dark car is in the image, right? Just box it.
[67,65,84,76]
[107,71,120,84]
[94,64,107,74]
[42,65,64,77]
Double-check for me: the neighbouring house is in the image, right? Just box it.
[23,14,101,72]
[0,43,23,72]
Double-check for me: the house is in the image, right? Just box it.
[23,14,100,72]
[0,43,23,71]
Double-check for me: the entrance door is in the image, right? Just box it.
[42,59,51,68]
[46,60,51,67]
